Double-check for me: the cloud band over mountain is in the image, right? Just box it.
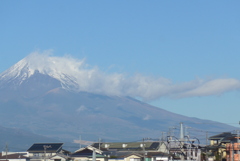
[5,50,240,101]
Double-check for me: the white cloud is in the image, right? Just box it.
[143,114,151,120]
[23,51,240,100]
[178,78,240,98]
[77,105,87,112]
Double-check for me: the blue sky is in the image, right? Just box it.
[1,1,240,126]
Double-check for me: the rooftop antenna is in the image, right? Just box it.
[43,145,51,161]
[92,149,96,161]
[5,143,8,161]
[185,126,191,137]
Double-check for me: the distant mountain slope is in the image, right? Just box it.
[0,125,59,151]
[0,54,236,145]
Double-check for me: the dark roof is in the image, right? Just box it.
[0,153,28,159]
[146,152,169,157]
[209,132,233,140]
[102,151,132,158]
[114,152,169,158]
[87,154,107,158]
[206,144,226,150]
[122,153,143,158]
[61,149,71,154]
[27,143,63,153]
[50,153,72,159]
[209,132,236,143]
[71,148,101,157]
[102,151,169,159]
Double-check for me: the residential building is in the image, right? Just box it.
[208,132,236,161]
[49,153,72,161]
[71,145,107,161]
[27,143,64,161]
[91,142,169,161]
[0,152,29,161]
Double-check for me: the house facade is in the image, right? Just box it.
[71,146,107,161]
[49,153,72,161]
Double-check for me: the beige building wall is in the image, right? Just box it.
[73,157,106,161]
[124,155,142,161]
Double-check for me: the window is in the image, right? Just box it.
[130,158,141,161]
[54,159,61,161]
[213,140,218,144]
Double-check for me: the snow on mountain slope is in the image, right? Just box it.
[0,51,131,98]
[0,52,79,91]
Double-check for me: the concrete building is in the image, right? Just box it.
[226,134,240,161]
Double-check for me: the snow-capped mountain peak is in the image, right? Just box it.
[0,52,80,90]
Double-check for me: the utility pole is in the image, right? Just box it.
[160,132,166,154]
[92,149,96,161]
[44,146,47,161]
[142,138,146,161]
[206,131,208,161]
[98,138,101,150]
[168,127,173,139]
[161,132,165,142]
[169,127,176,140]
[167,135,171,160]
[43,145,51,161]
[172,127,176,138]
[185,126,191,137]
[238,121,240,161]
[5,143,8,161]
[79,135,82,149]
[232,140,234,161]
[238,130,239,161]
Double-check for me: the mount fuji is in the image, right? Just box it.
[0,52,236,147]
